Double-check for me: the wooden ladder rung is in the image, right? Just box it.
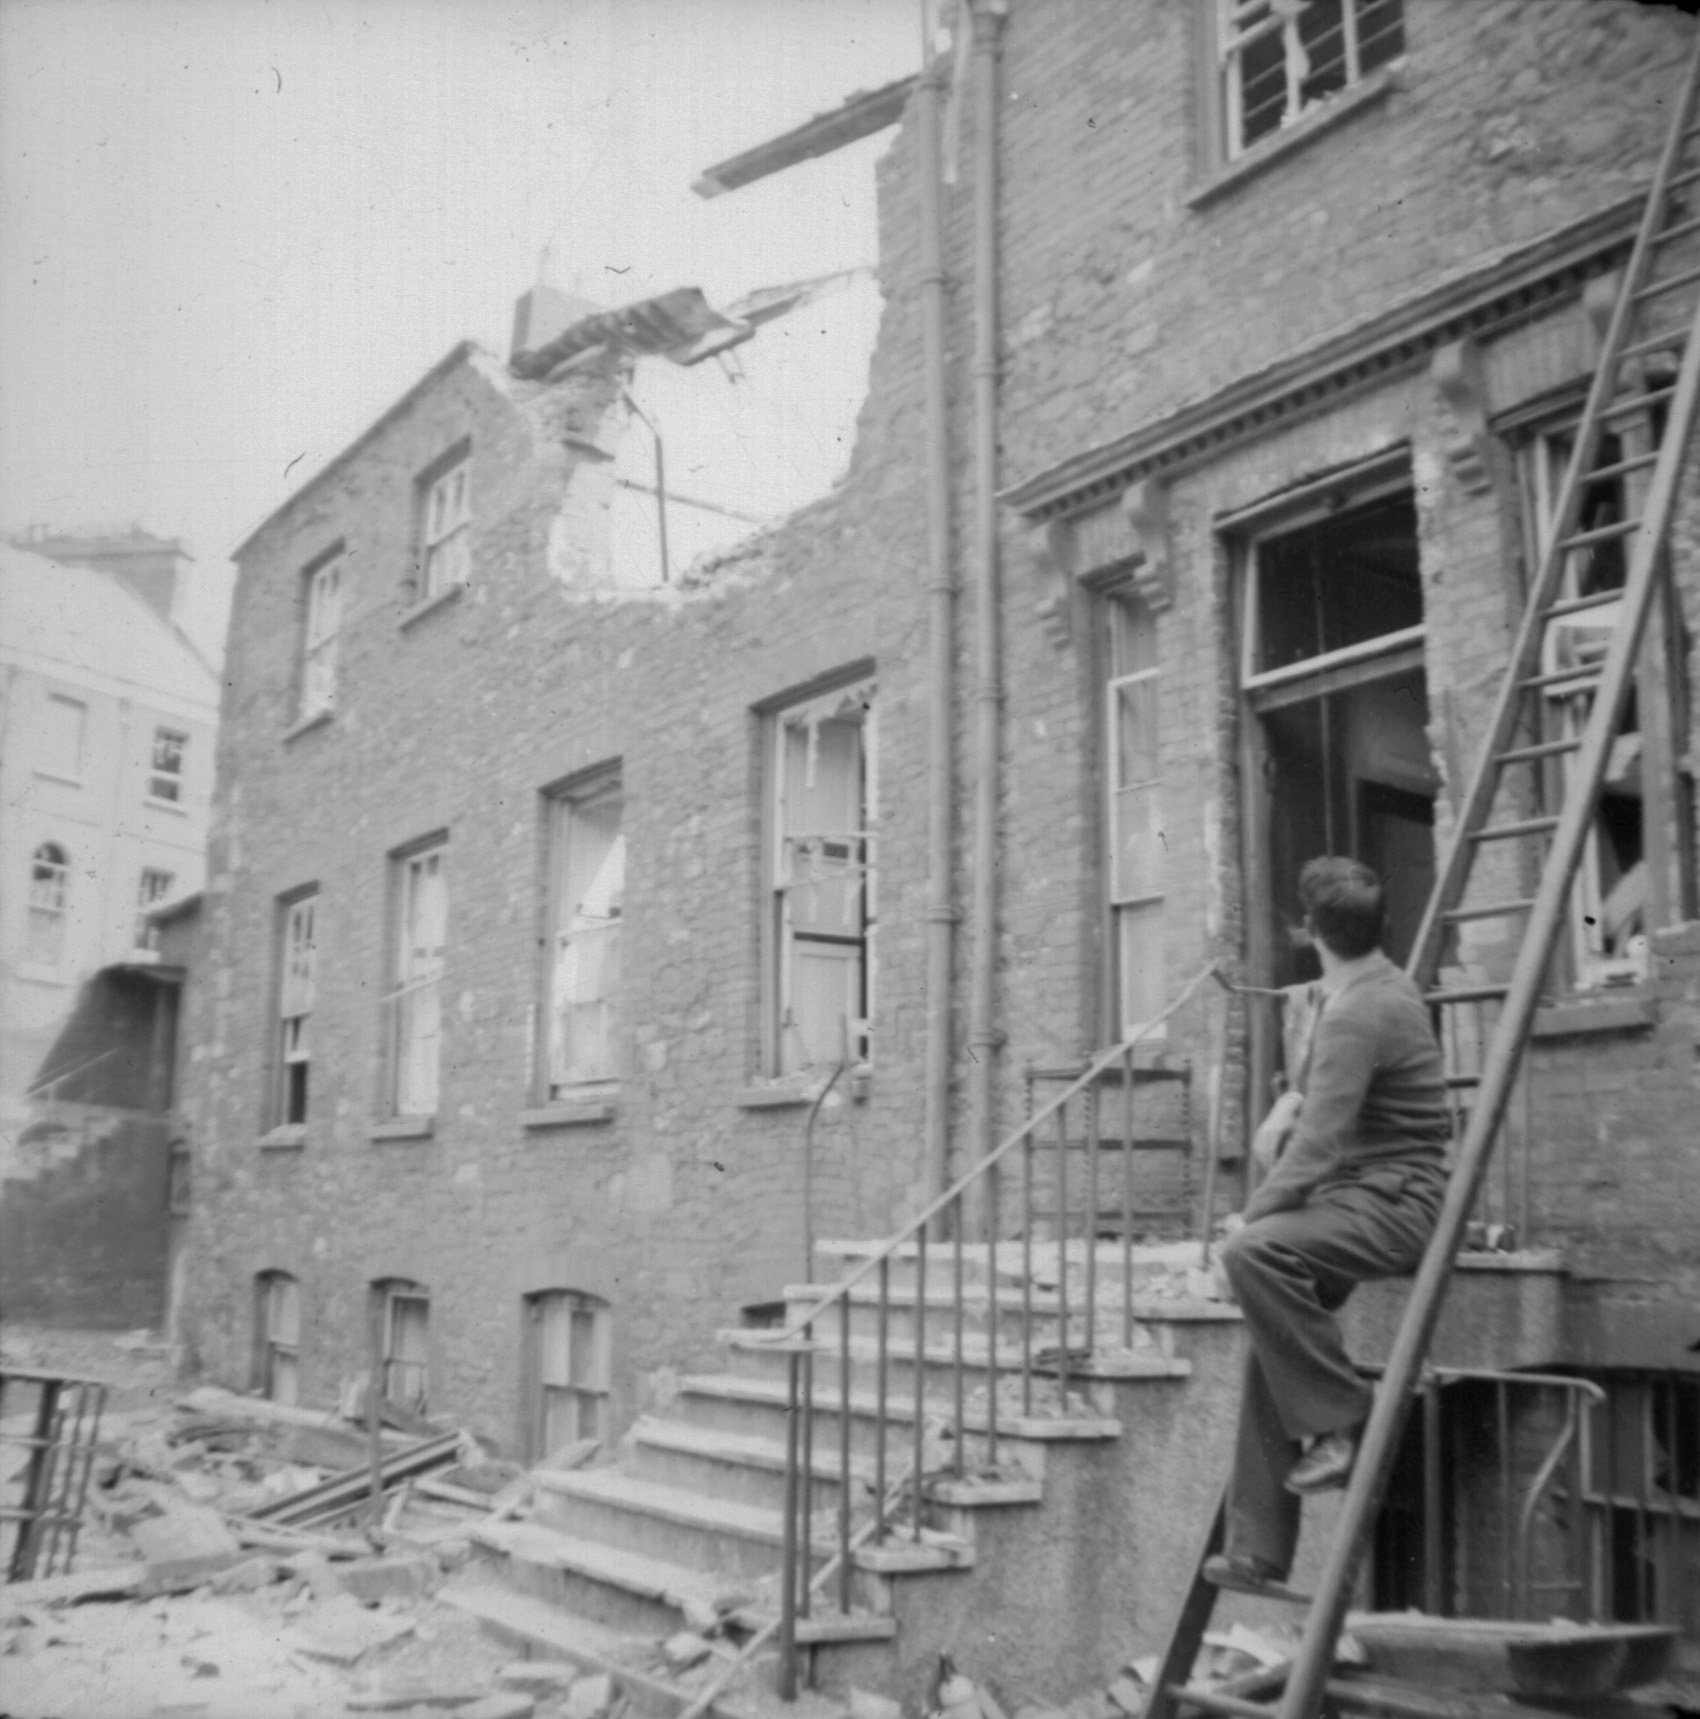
[1425,983,1510,1005]
[1543,589,1626,622]
[1169,1688,1278,1719]
[1520,665,1601,693]
[1651,210,1700,248]
[1469,815,1559,843]
[1634,261,1700,303]
[1608,338,1685,375]
[1597,383,1677,420]
[1668,162,1700,193]
[1497,737,1581,765]
[1444,1073,1481,1090]
[1554,518,1638,554]
[1442,897,1536,924]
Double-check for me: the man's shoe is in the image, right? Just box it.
[1285,1427,1358,1494]
[1202,1552,1289,1596]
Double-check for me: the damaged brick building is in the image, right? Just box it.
[175,0,1700,1700]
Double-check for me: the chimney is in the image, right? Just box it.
[25,529,191,628]
[511,283,603,364]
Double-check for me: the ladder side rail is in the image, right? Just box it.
[1278,293,1700,1719]
[1407,30,1700,987]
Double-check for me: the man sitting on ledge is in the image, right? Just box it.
[1207,855,1452,1596]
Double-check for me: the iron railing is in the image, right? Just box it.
[748,960,1225,1698]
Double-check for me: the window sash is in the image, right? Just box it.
[135,868,175,948]
[393,851,445,1114]
[1106,597,1164,1038]
[42,695,86,779]
[28,846,69,966]
[148,729,186,801]
[771,680,876,1073]
[533,1292,609,1452]
[548,783,624,1092]
[421,463,471,599]
[383,1291,429,1410]
[302,560,343,715]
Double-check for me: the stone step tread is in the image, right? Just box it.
[535,1465,816,1544]
[721,1327,1191,1377]
[472,1517,725,1607]
[780,1282,1238,1321]
[630,1416,877,1481]
[678,1372,1123,1439]
[441,1579,834,1719]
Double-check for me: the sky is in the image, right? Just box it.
[0,0,921,661]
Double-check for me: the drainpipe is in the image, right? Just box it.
[917,6,958,1228]
[965,0,1006,1236]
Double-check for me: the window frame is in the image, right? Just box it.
[27,841,71,969]
[38,693,87,784]
[299,547,345,721]
[1201,0,1405,170]
[1514,401,1694,989]
[376,1280,430,1413]
[387,840,447,1119]
[523,1288,612,1461]
[539,768,624,1100]
[274,890,318,1128]
[1101,586,1168,1044]
[416,447,472,605]
[254,1271,302,1405]
[134,867,176,950]
[760,672,877,1079]
[147,726,188,804]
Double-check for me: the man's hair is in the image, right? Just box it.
[1298,856,1385,959]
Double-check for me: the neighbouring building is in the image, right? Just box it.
[176,1,1698,1698]
[0,535,218,1326]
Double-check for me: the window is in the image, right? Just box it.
[766,676,876,1075]
[1239,483,1435,994]
[417,456,471,602]
[39,694,86,781]
[526,1290,611,1459]
[147,727,187,803]
[300,552,344,719]
[389,844,446,1116]
[1106,596,1166,1038]
[377,1281,429,1412]
[1524,408,1694,987]
[544,774,624,1094]
[255,1272,301,1405]
[1213,0,1403,160]
[27,842,70,968]
[276,893,317,1126]
[134,868,175,949]
[167,1142,192,1215]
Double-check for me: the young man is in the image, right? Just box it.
[1206,856,1452,1594]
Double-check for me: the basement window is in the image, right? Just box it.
[764,675,876,1076]
[255,1271,301,1406]
[1210,0,1403,161]
[376,1280,430,1413]
[525,1289,611,1460]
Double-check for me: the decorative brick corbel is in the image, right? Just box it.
[1119,477,1173,611]
[1431,337,1495,496]
[1027,518,1075,648]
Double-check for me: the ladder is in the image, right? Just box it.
[1146,30,1700,1719]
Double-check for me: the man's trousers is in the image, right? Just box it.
[1217,1171,1443,1577]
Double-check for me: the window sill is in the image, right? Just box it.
[737,1071,870,1110]
[1186,68,1398,212]
[399,582,466,630]
[14,963,69,986]
[284,708,335,744]
[32,770,84,788]
[144,796,187,816]
[522,1099,617,1130]
[258,1125,306,1152]
[371,1115,435,1142]
[1531,989,1658,1039]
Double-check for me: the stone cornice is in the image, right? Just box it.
[1001,195,1643,523]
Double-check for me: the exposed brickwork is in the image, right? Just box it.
[179,0,1700,1454]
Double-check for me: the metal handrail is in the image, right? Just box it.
[763,958,1224,1696]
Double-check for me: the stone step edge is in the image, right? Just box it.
[471,1517,725,1609]
[677,1372,1124,1440]
[721,1327,1192,1381]
[440,1579,826,1719]
[629,1416,879,1483]
[533,1465,836,1549]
